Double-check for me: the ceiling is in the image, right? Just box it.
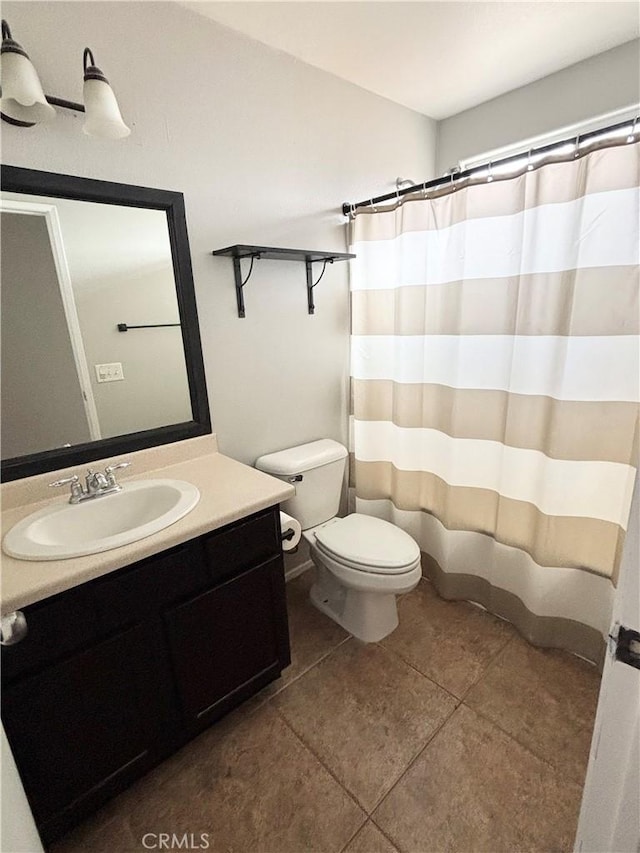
[184,1,639,119]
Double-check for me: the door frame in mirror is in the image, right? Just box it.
[1,165,211,482]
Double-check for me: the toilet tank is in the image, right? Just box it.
[255,439,348,530]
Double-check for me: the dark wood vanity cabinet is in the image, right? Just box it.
[1,506,290,844]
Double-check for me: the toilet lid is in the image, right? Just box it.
[314,514,420,573]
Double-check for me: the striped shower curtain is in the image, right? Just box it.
[349,143,639,663]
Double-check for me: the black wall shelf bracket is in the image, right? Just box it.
[231,252,262,318]
[212,244,355,318]
[306,257,333,315]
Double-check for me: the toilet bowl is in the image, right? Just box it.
[305,514,421,642]
[255,439,422,643]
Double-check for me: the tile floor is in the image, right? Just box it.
[53,572,602,853]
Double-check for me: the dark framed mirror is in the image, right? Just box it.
[1,165,211,481]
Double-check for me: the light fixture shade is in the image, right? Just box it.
[82,61,130,139]
[0,27,56,124]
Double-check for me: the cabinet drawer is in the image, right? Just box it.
[202,507,280,583]
[93,539,208,634]
[1,584,100,684]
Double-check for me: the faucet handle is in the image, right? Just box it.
[49,474,80,489]
[49,474,84,503]
[105,461,131,475]
[104,460,131,487]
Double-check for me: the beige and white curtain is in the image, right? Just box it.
[349,143,639,663]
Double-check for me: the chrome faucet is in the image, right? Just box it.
[49,461,131,504]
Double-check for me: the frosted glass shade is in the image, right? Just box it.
[82,77,130,139]
[0,49,56,124]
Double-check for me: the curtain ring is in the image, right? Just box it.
[527,149,534,172]
[574,134,580,158]
[349,203,356,219]
[627,116,638,143]
[422,181,429,199]
[487,160,494,183]
[369,198,376,212]
[450,173,455,192]
[396,187,402,206]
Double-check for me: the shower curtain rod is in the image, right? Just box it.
[342,116,638,217]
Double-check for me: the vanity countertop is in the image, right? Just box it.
[1,451,295,615]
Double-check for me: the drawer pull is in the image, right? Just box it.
[1,611,28,646]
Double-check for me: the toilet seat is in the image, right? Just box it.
[313,513,420,575]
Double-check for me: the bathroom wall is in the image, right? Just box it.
[49,198,192,439]
[0,212,91,458]
[436,39,640,173]
[1,1,436,466]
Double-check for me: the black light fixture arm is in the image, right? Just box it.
[40,46,103,112]
[45,95,85,113]
[83,47,95,71]
[0,23,102,121]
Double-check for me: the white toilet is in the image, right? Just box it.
[255,439,422,642]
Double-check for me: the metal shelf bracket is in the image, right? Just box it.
[232,253,261,318]
[212,245,355,318]
[306,257,334,315]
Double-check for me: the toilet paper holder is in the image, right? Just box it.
[281,529,296,542]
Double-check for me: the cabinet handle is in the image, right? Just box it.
[1,611,28,645]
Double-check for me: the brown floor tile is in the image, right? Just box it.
[381,580,515,698]
[282,569,350,685]
[465,634,601,785]
[113,704,365,853]
[225,570,351,710]
[343,821,399,853]
[374,704,583,853]
[241,570,352,708]
[274,639,457,813]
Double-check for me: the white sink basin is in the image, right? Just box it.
[3,479,200,561]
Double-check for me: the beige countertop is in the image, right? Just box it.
[1,447,295,615]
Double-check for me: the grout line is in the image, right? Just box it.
[337,820,369,853]
[375,641,461,706]
[460,701,588,789]
[457,631,517,702]
[270,643,459,823]
[370,816,404,853]
[382,580,518,702]
[260,634,354,704]
[272,704,369,821]
[368,703,465,824]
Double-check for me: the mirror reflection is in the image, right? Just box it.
[1,193,193,461]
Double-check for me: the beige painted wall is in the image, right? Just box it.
[1,213,91,458]
[2,193,194,440]
[436,39,640,173]
[48,198,192,439]
[1,0,436,467]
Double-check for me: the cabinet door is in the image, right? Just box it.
[165,557,290,731]
[1,623,166,840]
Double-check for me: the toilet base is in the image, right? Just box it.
[309,563,400,643]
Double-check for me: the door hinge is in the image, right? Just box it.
[608,624,640,670]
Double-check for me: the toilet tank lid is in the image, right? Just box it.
[255,439,347,476]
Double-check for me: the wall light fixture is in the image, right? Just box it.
[0,20,130,139]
